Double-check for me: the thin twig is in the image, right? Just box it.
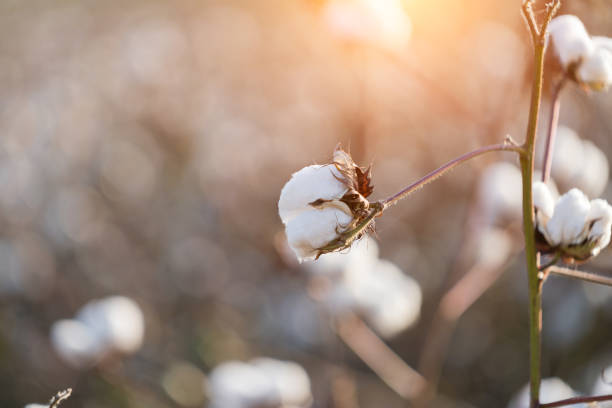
[382,142,524,208]
[547,265,612,287]
[334,313,427,400]
[540,393,612,407]
[49,388,72,408]
[541,78,567,183]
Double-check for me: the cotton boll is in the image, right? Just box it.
[207,361,280,408]
[77,296,145,354]
[586,199,612,253]
[593,36,612,53]
[347,259,422,338]
[577,46,612,91]
[477,162,523,226]
[24,405,48,408]
[474,227,513,268]
[507,377,584,408]
[250,358,312,407]
[548,15,594,69]
[278,165,348,224]
[50,319,105,369]
[285,207,353,262]
[545,189,591,246]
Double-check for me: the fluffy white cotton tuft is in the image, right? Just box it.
[545,188,590,246]
[250,358,313,406]
[577,47,612,91]
[533,181,556,226]
[50,319,105,369]
[285,207,353,262]
[207,358,312,408]
[278,165,348,223]
[77,296,145,354]
[548,15,594,68]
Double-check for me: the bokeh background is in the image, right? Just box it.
[2,0,612,407]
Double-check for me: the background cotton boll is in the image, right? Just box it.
[474,227,513,268]
[547,126,609,197]
[477,162,523,227]
[250,358,312,407]
[278,165,348,224]
[548,15,594,69]
[50,319,105,369]
[207,361,279,408]
[507,377,584,408]
[285,208,353,262]
[577,47,612,91]
[77,296,145,354]
[348,259,422,338]
[24,405,48,408]
[545,189,591,246]
[591,365,612,408]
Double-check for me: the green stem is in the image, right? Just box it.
[521,14,550,408]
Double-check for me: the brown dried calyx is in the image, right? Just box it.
[332,147,373,215]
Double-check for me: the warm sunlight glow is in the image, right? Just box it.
[324,0,412,51]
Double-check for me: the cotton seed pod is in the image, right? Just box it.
[533,182,612,262]
[548,15,594,70]
[279,148,375,262]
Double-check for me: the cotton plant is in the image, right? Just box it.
[278,1,612,407]
[206,358,312,408]
[51,296,145,369]
[548,14,612,91]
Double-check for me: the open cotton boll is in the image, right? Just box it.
[346,259,422,338]
[545,189,591,246]
[548,15,594,69]
[285,207,353,262]
[577,46,612,91]
[576,140,609,198]
[207,361,280,408]
[593,36,612,53]
[77,296,145,354]
[507,377,584,408]
[250,358,312,407]
[50,319,106,369]
[278,165,348,224]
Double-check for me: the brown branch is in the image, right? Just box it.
[547,265,612,287]
[334,313,427,400]
[540,393,612,407]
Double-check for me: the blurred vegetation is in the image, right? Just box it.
[1,0,612,407]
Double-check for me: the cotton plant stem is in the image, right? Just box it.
[540,394,612,407]
[547,265,612,287]
[382,143,524,209]
[541,78,566,183]
[520,2,560,407]
[334,313,427,400]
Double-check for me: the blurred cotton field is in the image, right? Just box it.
[3,0,612,407]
